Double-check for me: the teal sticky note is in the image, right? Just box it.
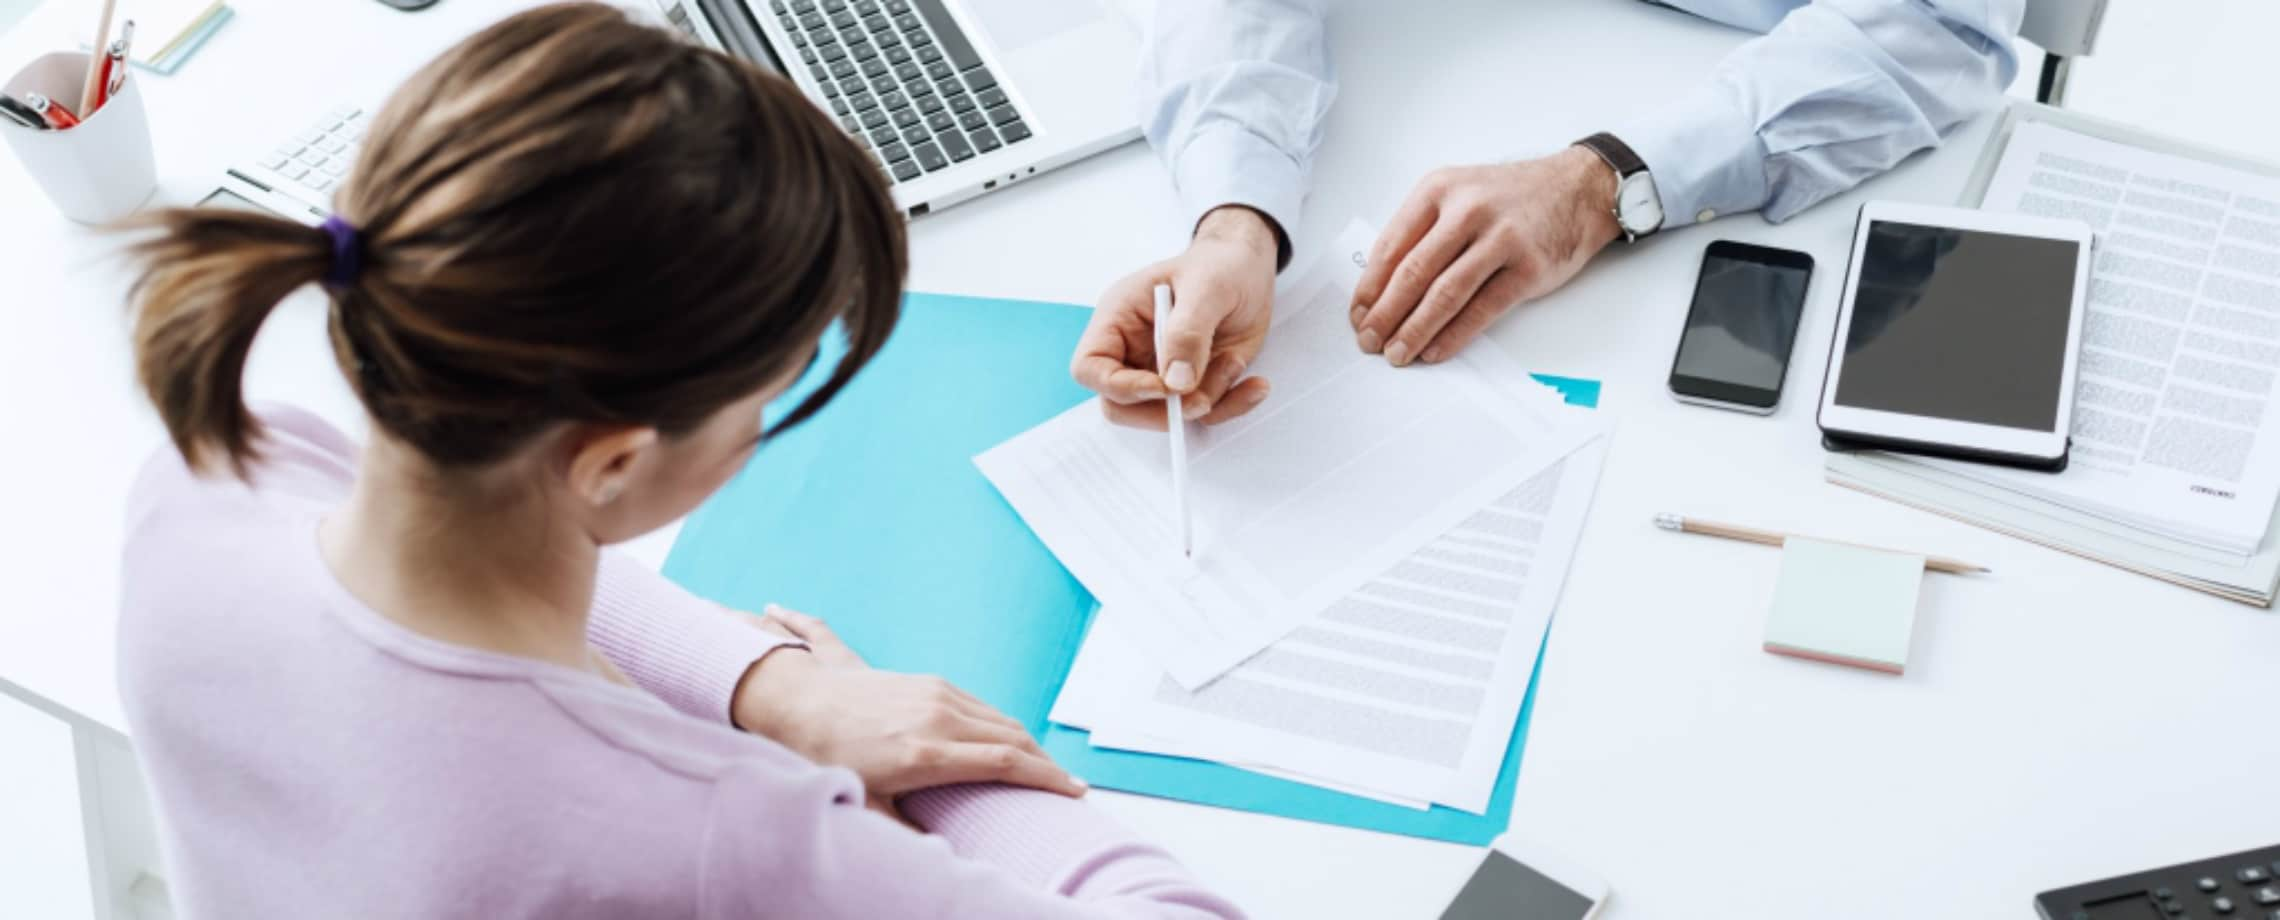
[663,292,1596,844]
[1762,538,1924,675]
[1530,373,1602,408]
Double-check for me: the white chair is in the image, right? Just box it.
[2020,0,2109,106]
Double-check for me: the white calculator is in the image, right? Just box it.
[203,105,370,225]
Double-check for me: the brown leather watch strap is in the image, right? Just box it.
[1575,131,1657,242]
[1575,131,1646,179]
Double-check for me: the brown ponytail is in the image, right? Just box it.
[125,2,905,479]
[127,210,335,477]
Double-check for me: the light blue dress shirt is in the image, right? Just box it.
[1142,0,2024,249]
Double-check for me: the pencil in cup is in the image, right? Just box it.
[0,51,157,224]
[1653,513,1991,575]
[80,0,117,114]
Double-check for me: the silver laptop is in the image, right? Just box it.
[655,0,1141,216]
[205,1,1139,225]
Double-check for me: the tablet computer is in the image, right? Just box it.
[1817,201,2095,472]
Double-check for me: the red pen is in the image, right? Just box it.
[97,21,135,110]
[93,56,116,111]
[23,92,81,130]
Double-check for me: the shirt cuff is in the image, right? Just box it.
[1169,124,1303,270]
[1608,78,1771,231]
[587,553,803,726]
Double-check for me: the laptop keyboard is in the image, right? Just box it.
[769,0,1032,184]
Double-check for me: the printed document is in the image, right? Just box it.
[979,222,1600,686]
[1050,613,1435,810]
[1930,121,2280,554]
[1079,440,1603,812]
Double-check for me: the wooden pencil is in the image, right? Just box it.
[1654,513,1991,575]
[80,0,119,114]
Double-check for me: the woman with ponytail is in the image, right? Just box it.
[117,5,1239,917]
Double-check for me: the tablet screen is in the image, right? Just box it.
[1834,220,2083,431]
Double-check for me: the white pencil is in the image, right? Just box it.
[1153,284,1191,558]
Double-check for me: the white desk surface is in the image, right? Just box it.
[3,1,2274,917]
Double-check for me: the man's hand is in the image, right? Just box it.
[729,606,1086,801]
[1072,206,1279,430]
[1350,146,1624,366]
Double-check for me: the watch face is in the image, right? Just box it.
[1617,172,1664,234]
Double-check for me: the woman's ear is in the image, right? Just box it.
[564,425,660,508]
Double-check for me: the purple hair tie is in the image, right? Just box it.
[319,215,363,287]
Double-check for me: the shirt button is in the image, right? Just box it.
[1696,208,1718,223]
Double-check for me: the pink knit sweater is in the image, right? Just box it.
[118,405,1241,919]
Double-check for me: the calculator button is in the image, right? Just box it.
[2215,897,2236,914]
[2245,869,2273,884]
[2160,888,2179,900]
[2257,888,2280,906]
[2205,879,2226,893]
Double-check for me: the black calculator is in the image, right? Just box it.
[2036,844,2280,919]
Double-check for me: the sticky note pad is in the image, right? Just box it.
[1763,538,1926,674]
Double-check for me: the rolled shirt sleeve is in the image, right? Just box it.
[1140,0,1337,263]
[1612,0,2023,228]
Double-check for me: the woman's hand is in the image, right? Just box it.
[730,606,1087,801]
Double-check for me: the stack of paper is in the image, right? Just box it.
[1054,437,1604,812]
[979,222,1611,809]
[1828,116,2280,605]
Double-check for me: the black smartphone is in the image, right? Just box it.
[1667,240,1816,415]
[1439,843,1608,920]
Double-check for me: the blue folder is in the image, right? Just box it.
[663,292,1598,845]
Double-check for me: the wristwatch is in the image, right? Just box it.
[1574,132,1665,243]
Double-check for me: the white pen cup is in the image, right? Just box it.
[1,51,157,224]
